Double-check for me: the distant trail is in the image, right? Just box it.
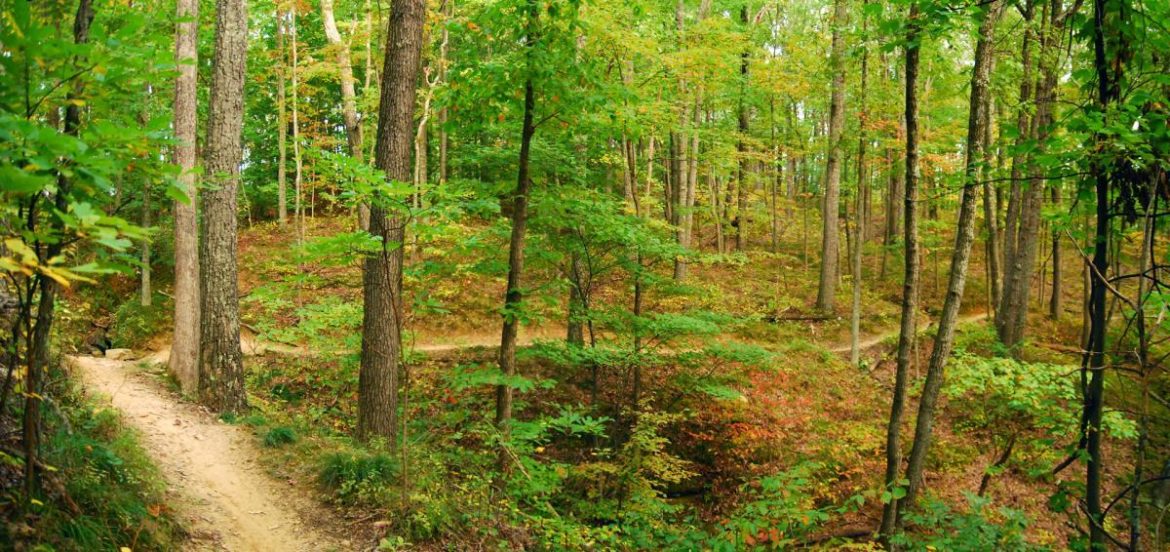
[145,325,568,362]
[828,311,990,354]
[69,355,344,552]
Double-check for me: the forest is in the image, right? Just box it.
[1,0,1168,549]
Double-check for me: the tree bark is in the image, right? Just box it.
[674,94,701,280]
[276,9,288,226]
[996,0,1036,349]
[897,1,1003,523]
[24,0,94,504]
[879,3,921,539]
[198,0,248,414]
[1048,182,1061,318]
[493,0,538,465]
[321,0,363,161]
[1085,0,1124,545]
[291,9,305,243]
[982,96,1001,313]
[438,0,451,184]
[816,0,847,312]
[729,6,751,252]
[495,0,539,476]
[321,0,370,231]
[850,30,868,367]
[171,0,201,396]
[140,182,152,306]
[999,0,1064,351]
[357,0,426,443]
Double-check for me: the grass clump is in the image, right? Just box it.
[263,426,298,447]
[318,451,399,504]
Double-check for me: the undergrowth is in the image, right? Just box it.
[0,360,183,551]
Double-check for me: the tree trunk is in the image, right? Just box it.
[982,95,1001,313]
[816,0,847,312]
[276,9,288,226]
[171,0,201,396]
[996,0,1036,348]
[897,1,1003,523]
[567,252,585,346]
[291,10,305,244]
[881,142,905,281]
[140,181,152,306]
[1048,183,1061,318]
[198,0,248,414]
[709,163,724,254]
[1085,0,1124,545]
[23,0,94,504]
[999,0,1062,351]
[357,0,426,443]
[321,0,370,232]
[495,0,539,477]
[770,97,780,253]
[728,5,750,251]
[878,3,921,539]
[675,95,701,280]
[850,32,868,367]
[438,0,450,184]
[321,0,363,162]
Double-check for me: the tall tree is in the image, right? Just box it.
[896,0,1004,523]
[495,0,539,463]
[198,0,248,413]
[276,6,288,226]
[23,0,95,504]
[357,0,426,442]
[850,15,868,367]
[815,0,847,312]
[981,96,1000,313]
[170,0,200,395]
[1083,0,1128,546]
[321,0,370,229]
[438,0,451,184]
[879,1,921,539]
[321,0,363,161]
[290,8,305,243]
[998,0,1071,350]
[733,4,751,253]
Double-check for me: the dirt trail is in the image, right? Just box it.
[828,311,990,354]
[68,354,345,552]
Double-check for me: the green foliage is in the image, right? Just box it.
[318,452,400,504]
[263,426,298,447]
[891,493,1046,552]
[0,375,180,550]
[705,462,844,550]
[946,353,1137,444]
[109,292,171,349]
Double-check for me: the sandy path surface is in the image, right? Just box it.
[68,354,346,552]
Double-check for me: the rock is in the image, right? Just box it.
[105,348,135,361]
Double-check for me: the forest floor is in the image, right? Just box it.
[72,216,1096,549]
[69,311,994,551]
[69,353,348,552]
